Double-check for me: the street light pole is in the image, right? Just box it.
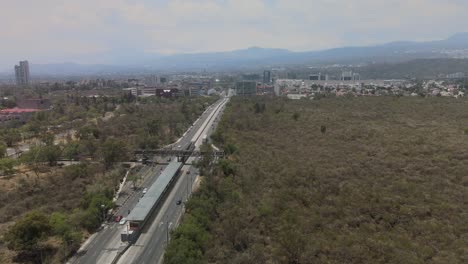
[186,171,189,200]
[166,221,172,246]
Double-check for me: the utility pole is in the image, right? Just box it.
[186,170,189,200]
[166,221,172,246]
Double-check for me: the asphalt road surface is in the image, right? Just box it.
[72,97,227,264]
[118,97,229,264]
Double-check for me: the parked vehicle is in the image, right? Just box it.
[115,215,123,222]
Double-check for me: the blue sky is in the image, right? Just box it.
[1,0,468,69]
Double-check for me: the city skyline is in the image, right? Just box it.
[2,0,468,69]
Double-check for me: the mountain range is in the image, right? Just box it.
[6,32,468,76]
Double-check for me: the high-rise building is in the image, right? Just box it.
[235,81,257,96]
[341,71,360,81]
[263,70,272,84]
[353,73,361,81]
[341,71,353,81]
[144,75,159,86]
[310,73,328,81]
[15,60,30,86]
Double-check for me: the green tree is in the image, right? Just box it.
[40,133,55,146]
[63,142,80,160]
[1,129,21,147]
[64,163,89,180]
[127,172,142,190]
[49,212,72,238]
[146,119,160,136]
[0,141,6,158]
[5,211,52,251]
[292,112,300,121]
[164,237,205,264]
[101,138,129,169]
[43,145,62,166]
[0,158,16,175]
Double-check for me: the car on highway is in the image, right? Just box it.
[143,188,148,194]
[176,200,182,205]
[119,217,126,225]
[115,215,123,222]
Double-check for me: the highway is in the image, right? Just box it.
[118,96,229,264]
[71,96,229,264]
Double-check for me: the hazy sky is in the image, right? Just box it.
[2,0,468,69]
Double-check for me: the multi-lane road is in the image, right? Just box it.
[72,95,229,264]
[120,96,229,264]
[118,96,229,264]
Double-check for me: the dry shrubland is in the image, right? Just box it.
[166,96,468,264]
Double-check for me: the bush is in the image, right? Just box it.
[0,158,16,175]
[5,211,52,251]
[168,97,468,263]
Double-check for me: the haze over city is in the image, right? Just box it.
[2,0,468,70]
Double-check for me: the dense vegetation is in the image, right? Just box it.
[0,91,217,264]
[165,96,467,264]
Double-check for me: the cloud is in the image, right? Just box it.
[1,0,468,68]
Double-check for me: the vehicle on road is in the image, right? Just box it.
[143,188,148,194]
[176,199,182,205]
[119,217,127,225]
[186,170,190,174]
[115,215,123,222]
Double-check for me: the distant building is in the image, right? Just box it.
[123,88,139,96]
[353,73,361,81]
[14,60,30,86]
[0,97,50,127]
[309,73,328,81]
[287,94,307,100]
[383,79,407,86]
[242,74,261,81]
[263,70,272,84]
[128,79,140,86]
[16,98,51,110]
[0,108,40,126]
[156,88,179,98]
[144,75,159,86]
[184,81,211,93]
[341,71,360,81]
[287,72,297,79]
[124,87,180,98]
[447,72,465,79]
[341,71,353,81]
[235,81,257,96]
[141,87,157,97]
